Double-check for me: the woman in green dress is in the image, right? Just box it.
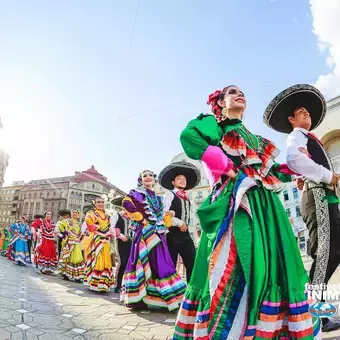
[173,86,321,339]
[1,227,10,256]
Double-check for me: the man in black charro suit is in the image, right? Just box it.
[159,161,201,283]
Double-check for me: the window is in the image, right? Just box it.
[47,192,50,197]
[296,206,301,217]
[292,187,299,200]
[286,208,291,217]
[283,190,289,201]
[40,192,43,197]
[29,193,32,198]
[198,192,203,199]
[53,192,56,197]
[92,184,95,189]
[34,193,37,198]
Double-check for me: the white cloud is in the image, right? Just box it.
[310,0,340,98]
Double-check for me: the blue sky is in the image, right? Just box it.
[0,0,331,192]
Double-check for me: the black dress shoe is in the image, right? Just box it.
[322,319,340,332]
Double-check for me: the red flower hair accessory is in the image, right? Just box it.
[207,90,223,122]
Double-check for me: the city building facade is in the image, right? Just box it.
[0,182,24,225]
[277,180,308,254]
[16,166,125,222]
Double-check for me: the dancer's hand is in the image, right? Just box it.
[120,235,128,242]
[296,178,304,191]
[180,223,188,232]
[331,173,339,186]
[226,169,237,180]
[168,210,175,217]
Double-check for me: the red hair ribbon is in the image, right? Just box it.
[207,90,223,121]
[207,90,221,105]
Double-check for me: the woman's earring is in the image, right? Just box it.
[222,108,228,117]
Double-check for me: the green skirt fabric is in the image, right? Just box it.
[174,174,321,339]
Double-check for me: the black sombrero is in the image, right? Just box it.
[111,196,124,207]
[34,214,44,219]
[158,161,201,191]
[58,209,71,217]
[82,205,92,214]
[263,84,326,134]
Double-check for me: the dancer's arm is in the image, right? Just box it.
[286,130,333,184]
[85,211,98,232]
[180,115,236,186]
[109,213,124,240]
[122,194,148,226]
[31,218,42,230]
[163,191,184,227]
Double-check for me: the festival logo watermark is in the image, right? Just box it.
[306,283,340,318]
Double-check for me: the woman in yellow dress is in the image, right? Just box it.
[58,209,85,282]
[83,197,115,292]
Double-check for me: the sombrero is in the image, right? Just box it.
[158,161,201,191]
[111,196,124,207]
[58,209,71,217]
[34,214,44,219]
[82,205,92,214]
[263,84,326,134]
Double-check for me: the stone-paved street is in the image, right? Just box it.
[1,255,340,340]
[0,256,176,340]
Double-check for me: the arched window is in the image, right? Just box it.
[47,192,50,197]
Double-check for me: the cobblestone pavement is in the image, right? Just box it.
[1,255,340,340]
[0,256,176,340]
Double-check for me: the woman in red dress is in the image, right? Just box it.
[32,211,58,274]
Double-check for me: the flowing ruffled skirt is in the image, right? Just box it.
[36,238,58,272]
[120,224,187,311]
[174,175,321,340]
[84,234,114,292]
[59,242,85,280]
[8,238,30,264]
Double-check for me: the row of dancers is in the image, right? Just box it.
[0,161,202,312]
[2,82,340,338]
